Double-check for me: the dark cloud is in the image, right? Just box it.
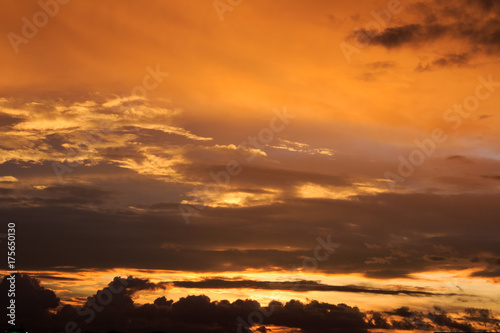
[470,267,500,278]
[482,175,500,181]
[415,53,470,72]
[261,299,367,333]
[178,163,352,190]
[30,185,112,207]
[479,114,493,120]
[465,307,500,328]
[41,133,71,153]
[366,24,446,48]
[351,0,500,68]
[365,61,396,69]
[446,155,472,162]
[427,53,469,67]
[43,185,111,199]
[424,255,447,261]
[356,61,397,81]
[0,112,24,128]
[465,0,500,12]
[0,184,114,209]
[386,306,413,318]
[356,70,386,82]
[428,306,475,332]
[154,296,173,307]
[0,273,59,327]
[9,274,495,333]
[368,306,480,332]
[148,202,184,210]
[171,278,456,296]
[362,269,412,279]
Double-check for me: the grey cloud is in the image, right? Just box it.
[7,274,495,333]
[1,192,498,280]
[171,278,451,296]
[0,112,25,128]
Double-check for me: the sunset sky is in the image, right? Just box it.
[1,1,500,332]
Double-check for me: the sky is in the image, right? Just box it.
[1,0,500,332]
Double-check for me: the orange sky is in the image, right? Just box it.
[1,1,500,332]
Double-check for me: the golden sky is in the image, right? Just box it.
[1,0,500,332]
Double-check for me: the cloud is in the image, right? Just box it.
[367,306,479,331]
[482,175,500,181]
[178,164,352,191]
[42,185,111,202]
[0,112,25,128]
[361,23,447,48]
[446,155,472,162]
[0,188,14,195]
[270,139,336,157]
[0,96,210,181]
[44,275,370,333]
[415,53,471,72]
[32,274,81,281]
[0,273,59,324]
[171,278,450,296]
[0,176,18,183]
[470,267,500,278]
[2,184,113,208]
[2,191,499,281]
[365,61,397,69]
[351,0,500,69]
[9,274,497,333]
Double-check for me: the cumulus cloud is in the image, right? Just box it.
[6,274,498,333]
[352,0,500,69]
[366,305,498,331]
